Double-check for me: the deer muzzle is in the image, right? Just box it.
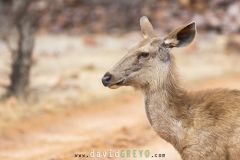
[102,72,126,89]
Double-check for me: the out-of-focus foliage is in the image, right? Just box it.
[1,0,239,34]
[38,0,240,34]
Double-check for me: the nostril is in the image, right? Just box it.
[102,72,112,86]
[103,72,112,82]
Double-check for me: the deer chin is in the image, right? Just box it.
[109,85,120,89]
[108,78,126,89]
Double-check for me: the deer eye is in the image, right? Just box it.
[138,52,149,59]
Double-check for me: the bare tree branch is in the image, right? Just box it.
[0,0,51,98]
[1,36,17,55]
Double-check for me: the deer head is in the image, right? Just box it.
[102,16,196,91]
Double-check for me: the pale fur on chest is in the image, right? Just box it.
[144,91,186,148]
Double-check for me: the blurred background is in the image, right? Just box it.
[0,0,239,160]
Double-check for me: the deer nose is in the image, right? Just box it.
[102,72,112,86]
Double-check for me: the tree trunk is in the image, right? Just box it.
[8,19,36,97]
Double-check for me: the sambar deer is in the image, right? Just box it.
[102,16,240,160]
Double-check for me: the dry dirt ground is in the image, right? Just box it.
[0,74,240,160]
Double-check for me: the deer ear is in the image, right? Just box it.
[140,16,155,39]
[163,22,196,48]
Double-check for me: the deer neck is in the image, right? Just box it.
[143,60,189,151]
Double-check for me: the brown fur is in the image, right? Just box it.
[102,16,240,160]
[144,56,240,159]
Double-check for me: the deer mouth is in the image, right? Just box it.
[109,79,126,89]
